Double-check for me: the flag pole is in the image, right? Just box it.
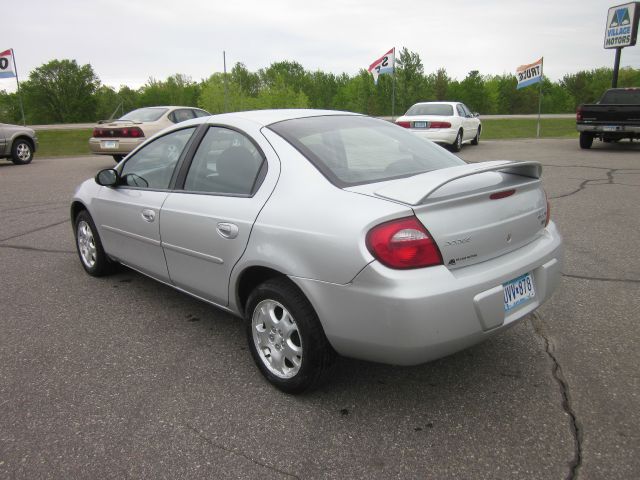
[11,49,26,126]
[536,57,543,138]
[391,47,396,120]
[223,51,228,113]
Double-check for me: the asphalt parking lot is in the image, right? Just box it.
[1,138,639,479]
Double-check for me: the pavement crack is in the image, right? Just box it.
[562,273,640,284]
[0,244,75,255]
[185,423,301,479]
[550,167,630,200]
[531,313,582,480]
[0,218,70,242]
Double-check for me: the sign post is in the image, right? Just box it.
[603,2,640,87]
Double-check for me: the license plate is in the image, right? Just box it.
[603,126,618,132]
[413,121,428,128]
[101,140,119,149]
[503,272,535,312]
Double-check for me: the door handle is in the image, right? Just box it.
[216,222,239,239]
[141,209,156,222]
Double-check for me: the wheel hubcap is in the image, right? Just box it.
[17,144,31,161]
[77,220,97,268]
[252,299,303,379]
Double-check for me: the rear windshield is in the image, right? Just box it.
[405,104,454,116]
[600,89,640,104]
[120,108,168,122]
[269,115,464,187]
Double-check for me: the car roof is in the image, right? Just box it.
[199,109,361,127]
[411,101,460,107]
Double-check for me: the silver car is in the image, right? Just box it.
[0,122,38,164]
[71,110,563,393]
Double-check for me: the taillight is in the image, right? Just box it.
[396,121,411,128]
[92,127,144,138]
[576,107,583,122]
[366,216,443,269]
[428,121,452,129]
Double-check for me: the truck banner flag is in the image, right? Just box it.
[516,57,543,89]
[368,48,395,84]
[0,49,16,79]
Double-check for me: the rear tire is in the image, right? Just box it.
[579,132,593,149]
[11,139,33,165]
[113,155,124,163]
[450,130,463,152]
[471,127,481,145]
[246,278,335,394]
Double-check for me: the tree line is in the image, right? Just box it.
[0,48,638,124]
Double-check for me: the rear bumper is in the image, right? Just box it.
[577,124,640,134]
[89,137,145,155]
[409,128,458,145]
[293,222,563,365]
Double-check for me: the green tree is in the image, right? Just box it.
[20,59,100,123]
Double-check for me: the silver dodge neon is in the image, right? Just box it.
[71,109,563,393]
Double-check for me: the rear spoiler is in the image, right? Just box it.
[375,161,542,206]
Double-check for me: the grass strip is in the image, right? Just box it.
[36,129,93,158]
[481,118,577,140]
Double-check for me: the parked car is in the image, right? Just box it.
[396,101,482,152]
[0,122,38,165]
[71,109,563,393]
[576,88,640,149]
[89,106,210,162]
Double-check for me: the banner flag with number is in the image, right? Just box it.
[368,48,395,84]
[0,49,16,79]
[515,57,543,89]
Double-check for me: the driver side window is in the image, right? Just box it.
[121,127,196,189]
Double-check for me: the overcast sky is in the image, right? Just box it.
[1,0,639,92]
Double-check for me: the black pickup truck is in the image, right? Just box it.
[576,88,640,149]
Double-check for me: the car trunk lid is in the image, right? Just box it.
[348,161,547,269]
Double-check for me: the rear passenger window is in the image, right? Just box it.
[184,127,264,195]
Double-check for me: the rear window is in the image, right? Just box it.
[405,104,454,116]
[600,89,640,104]
[120,108,168,122]
[269,115,464,187]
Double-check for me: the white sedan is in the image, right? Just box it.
[396,101,482,152]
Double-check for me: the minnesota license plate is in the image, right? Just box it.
[413,121,428,128]
[101,140,118,149]
[503,272,535,312]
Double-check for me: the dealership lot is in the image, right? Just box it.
[1,139,638,479]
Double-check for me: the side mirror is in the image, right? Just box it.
[95,168,119,187]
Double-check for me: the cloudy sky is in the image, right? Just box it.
[1,0,638,92]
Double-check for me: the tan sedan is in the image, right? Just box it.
[89,106,210,162]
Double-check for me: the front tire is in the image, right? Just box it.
[246,278,335,394]
[579,132,594,149]
[74,210,116,276]
[450,130,463,152]
[11,139,33,165]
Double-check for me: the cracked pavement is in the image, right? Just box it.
[1,139,639,479]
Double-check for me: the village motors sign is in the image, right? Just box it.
[604,2,639,48]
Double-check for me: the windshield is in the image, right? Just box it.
[269,115,465,187]
[405,104,454,116]
[120,108,168,122]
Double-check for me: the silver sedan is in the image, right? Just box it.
[71,110,563,393]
